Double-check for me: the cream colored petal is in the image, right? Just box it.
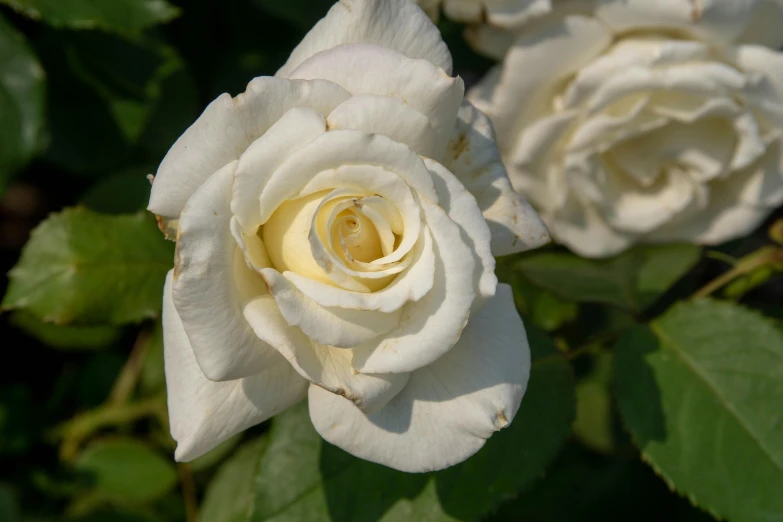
[308,284,529,473]
[257,268,402,348]
[164,272,306,462]
[425,158,497,308]
[595,0,763,45]
[326,94,439,158]
[489,15,612,149]
[243,294,408,413]
[148,77,349,218]
[351,200,476,374]
[258,130,437,225]
[289,44,463,152]
[232,107,327,233]
[283,227,435,314]
[172,162,281,381]
[443,101,550,256]
[277,0,452,78]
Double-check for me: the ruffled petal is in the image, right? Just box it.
[232,107,327,233]
[277,0,452,78]
[243,294,408,413]
[326,94,438,158]
[351,200,476,374]
[595,0,763,45]
[289,44,463,154]
[172,162,282,381]
[148,77,349,218]
[164,271,306,462]
[308,284,530,473]
[256,268,402,348]
[443,101,549,256]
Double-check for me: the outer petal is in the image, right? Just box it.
[425,158,497,308]
[163,272,306,462]
[595,0,763,45]
[243,294,409,413]
[276,0,452,78]
[351,200,476,374]
[172,162,281,381]
[547,192,637,258]
[148,78,349,218]
[289,44,463,154]
[308,284,530,473]
[443,101,549,256]
[326,95,438,158]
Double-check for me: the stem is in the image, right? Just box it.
[178,463,199,522]
[53,395,166,462]
[108,329,152,406]
[692,246,781,299]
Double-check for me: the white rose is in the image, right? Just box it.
[417,0,551,27]
[468,0,783,258]
[149,0,549,473]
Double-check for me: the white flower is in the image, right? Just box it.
[469,0,783,258]
[417,0,552,27]
[149,0,549,473]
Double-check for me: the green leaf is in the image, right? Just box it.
[0,484,21,522]
[3,207,173,325]
[74,439,177,504]
[0,13,45,194]
[0,386,33,455]
[248,330,575,521]
[615,299,783,522]
[40,31,197,175]
[10,311,121,350]
[515,244,701,312]
[491,442,715,522]
[0,0,179,32]
[201,437,267,522]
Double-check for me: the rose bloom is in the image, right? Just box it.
[468,0,783,257]
[148,0,549,473]
[416,0,551,27]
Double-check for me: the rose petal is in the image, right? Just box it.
[289,44,463,154]
[594,0,762,45]
[164,271,306,462]
[308,284,529,473]
[283,227,435,313]
[148,77,349,218]
[327,94,438,158]
[488,15,612,148]
[351,200,476,374]
[243,294,408,413]
[256,268,402,348]
[232,107,327,233]
[425,158,497,308]
[443,101,550,256]
[172,162,282,381]
[277,0,452,78]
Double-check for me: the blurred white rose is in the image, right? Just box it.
[417,0,552,26]
[149,0,548,472]
[469,0,783,257]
